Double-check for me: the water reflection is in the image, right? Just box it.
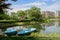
[0,20,60,35]
[40,20,60,35]
[0,29,3,35]
[27,24,45,32]
[6,26,27,31]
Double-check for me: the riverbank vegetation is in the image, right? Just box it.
[0,6,48,28]
[0,32,60,40]
[0,0,59,40]
[0,4,46,21]
[0,36,60,40]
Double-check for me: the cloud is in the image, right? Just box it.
[8,0,60,13]
[20,1,46,7]
[47,3,60,11]
[41,1,60,11]
[43,0,57,2]
[9,7,30,12]
[52,0,57,1]
[9,1,46,12]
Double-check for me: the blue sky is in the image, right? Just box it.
[8,0,60,12]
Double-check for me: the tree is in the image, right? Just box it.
[0,13,10,20]
[17,10,26,20]
[0,0,17,20]
[27,6,42,20]
[10,12,18,20]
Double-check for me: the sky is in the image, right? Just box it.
[8,0,60,12]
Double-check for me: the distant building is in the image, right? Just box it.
[55,11,60,17]
[57,11,60,16]
[41,11,55,18]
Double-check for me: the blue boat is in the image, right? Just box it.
[17,28,36,36]
[28,28,37,32]
[5,28,17,36]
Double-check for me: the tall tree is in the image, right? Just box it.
[27,6,42,20]
[0,0,17,19]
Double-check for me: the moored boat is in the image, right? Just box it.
[5,28,17,36]
[17,28,36,36]
[28,28,37,32]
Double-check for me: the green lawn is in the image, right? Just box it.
[0,36,60,40]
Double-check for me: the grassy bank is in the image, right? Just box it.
[0,32,60,40]
[0,19,32,23]
[0,36,60,40]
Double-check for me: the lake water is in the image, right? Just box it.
[0,20,60,35]
[40,20,60,35]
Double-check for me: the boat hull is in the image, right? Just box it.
[18,32,31,36]
[17,28,37,36]
[5,31,17,36]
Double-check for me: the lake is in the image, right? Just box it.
[0,20,60,36]
[40,20,60,36]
